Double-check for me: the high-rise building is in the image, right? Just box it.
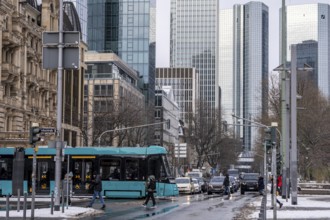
[156,68,197,123]
[87,0,155,103]
[67,0,88,42]
[281,3,330,97]
[219,2,269,150]
[170,0,219,111]
[87,0,155,144]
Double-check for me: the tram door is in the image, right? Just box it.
[36,160,54,194]
[72,158,94,194]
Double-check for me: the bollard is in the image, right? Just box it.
[23,193,27,220]
[6,193,10,219]
[51,191,54,215]
[17,188,21,212]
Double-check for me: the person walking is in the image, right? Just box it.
[142,175,156,208]
[223,174,231,196]
[277,174,283,195]
[87,172,106,209]
[258,176,265,195]
[271,175,283,209]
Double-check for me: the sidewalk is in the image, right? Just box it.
[0,197,102,219]
[249,191,330,219]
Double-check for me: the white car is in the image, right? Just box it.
[175,177,195,194]
[192,178,201,193]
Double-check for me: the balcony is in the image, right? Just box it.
[1,63,20,83]
[2,31,21,47]
[3,96,20,108]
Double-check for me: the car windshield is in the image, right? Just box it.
[210,177,224,183]
[244,175,259,180]
[176,178,189,183]
[192,179,198,183]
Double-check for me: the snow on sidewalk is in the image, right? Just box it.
[0,206,103,219]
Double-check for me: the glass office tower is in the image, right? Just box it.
[87,0,155,144]
[170,0,219,111]
[219,2,269,150]
[68,0,88,42]
[88,0,155,105]
[281,3,330,97]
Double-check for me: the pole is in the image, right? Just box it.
[263,141,267,220]
[31,147,36,219]
[272,147,277,219]
[66,154,69,209]
[290,45,298,205]
[55,0,64,211]
[281,0,290,201]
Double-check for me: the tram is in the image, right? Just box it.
[0,146,179,198]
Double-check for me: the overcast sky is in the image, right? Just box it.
[156,0,330,72]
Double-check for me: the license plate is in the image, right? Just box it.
[249,187,254,190]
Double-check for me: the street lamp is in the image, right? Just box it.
[274,45,313,205]
[232,114,280,219]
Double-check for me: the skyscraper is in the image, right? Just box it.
[87,0,155,104]
[67,0,88,42]
[219,2,269,150]
[281,3,330,97]
[87,0,156,144]
[170,0,219,111]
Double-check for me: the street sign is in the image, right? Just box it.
[175,143,187,158]
[40,128,57,133]
[42,31,80,69]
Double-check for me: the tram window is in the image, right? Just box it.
[148,156,166,180]
[0,160,10,180]
[100,159,121,180]
[125,159,139,180]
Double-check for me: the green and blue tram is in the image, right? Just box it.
[0,146,179,198]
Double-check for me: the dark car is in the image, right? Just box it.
[196,177,209,193]
[240,173,259,194]
[208,176,225,194]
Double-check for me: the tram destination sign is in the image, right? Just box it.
[40,127,57,133]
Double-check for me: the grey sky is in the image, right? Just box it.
[156,0,330,72]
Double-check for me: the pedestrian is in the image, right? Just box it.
[142,175,156,208]
[86,172,106,209]
[223,174,231,197]
[270,175,283,209]
[258,176,265,195]
[277,174,283,195]
[61,173,72,205]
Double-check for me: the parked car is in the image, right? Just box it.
[240,173,259,195]
[207,176,225,194]
[192,178,201,193]
[196,177,209,193]
[175,177,195,194]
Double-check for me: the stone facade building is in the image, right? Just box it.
[0,0,86,147]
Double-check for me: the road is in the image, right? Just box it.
[81,191,262,220]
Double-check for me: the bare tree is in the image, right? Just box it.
[185,100,241,171]
[82,94,148,147]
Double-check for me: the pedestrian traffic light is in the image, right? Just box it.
[29,126,41,145]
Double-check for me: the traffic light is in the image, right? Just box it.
[264,128,272,151]
[29,126,41,145]
[276,151,282,175]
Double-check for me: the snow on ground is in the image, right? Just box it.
[0,206,103,219]
[249,193,330,219]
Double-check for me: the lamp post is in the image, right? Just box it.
[274,45,313,205]
[232,115,280,219]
